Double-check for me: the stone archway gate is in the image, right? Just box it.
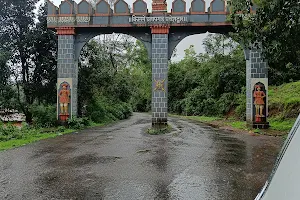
[47,0,269,128]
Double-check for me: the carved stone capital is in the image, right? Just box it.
[151,25,170,34]
[56,27,75,35]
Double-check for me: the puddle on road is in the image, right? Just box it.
[148,119,281,200]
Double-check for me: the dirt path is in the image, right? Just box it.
[0,113,283,200]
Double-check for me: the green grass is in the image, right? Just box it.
[0,120,113,151]
[269,81,300,105]
[181,115,222,122]
[269,81,300,118]
[147,124,172,135]
[268,118,296,132]
[226,121,247,130]
[0,129,75,151]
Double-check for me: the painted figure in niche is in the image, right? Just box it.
[58,82,70,115]
[253,84,266,121]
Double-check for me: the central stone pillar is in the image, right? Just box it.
[151,25,169,128]
[56,27,78,122]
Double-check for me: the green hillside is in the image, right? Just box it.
[269,81,300,118]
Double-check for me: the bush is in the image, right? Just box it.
[216,93,236,115]
[0,123,34,141]
[234,89,246,120]
[67,117,91,129]
[86,95,132,123]
[31,104,57,128]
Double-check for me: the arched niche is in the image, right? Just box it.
[96,0,110,15]
[210,0,226,13]
[78,0,92,15]
[133,0,147,14]
[114,0,130,15]
[253,82,267,122]
[59,0,73,15]
[172,0,186,13]
[190,0,205,13]
[47,0,58,15]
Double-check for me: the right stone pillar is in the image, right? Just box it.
[245,44,269,129]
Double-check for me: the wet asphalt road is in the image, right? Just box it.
[0,113,283,200]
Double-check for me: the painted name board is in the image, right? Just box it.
[47,16,90,24]
[129,15,188,24]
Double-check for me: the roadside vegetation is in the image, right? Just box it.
[1,0,300,150]
[0,2,151,150]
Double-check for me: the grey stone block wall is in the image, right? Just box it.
[152,34,168,126]
[245,45,268,122]
[57,35,78,116]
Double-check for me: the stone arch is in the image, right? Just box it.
[114,0,130,14]
[59,0,73,15]
[74,32,151,62]
[133,0,147,14]
[172,0,186,14]
[189,0,205,13]
[78,0,93,15]
[168,29,232,60]
[96,0,110,15]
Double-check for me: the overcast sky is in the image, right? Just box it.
[40,0,214,61]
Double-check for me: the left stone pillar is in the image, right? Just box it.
[151,25,169,128]
[56,27,78,122]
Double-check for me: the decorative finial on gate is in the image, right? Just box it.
[152,0,167,13]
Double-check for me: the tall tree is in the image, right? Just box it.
[30,2,57,104]
[230,0,300,84]
[0,0,58,122]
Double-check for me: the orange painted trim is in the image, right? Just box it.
[58,14,75,17]
[56,27,76,35]
[209,11,227,15]
[59,0,73,15]
[151,25,170,34]
[113,13,131,16]
[76,14,90,16]
[132,12,149,15]
[95,0,111,15]
[132,0,148,13]
[151,12,169,15]
[210,0,226,13]
[152,2,167,12]
[187,22,232,26]
[190,0,205,13]
[49,21,233,29]
[171,11,188,15]
[94,13,110,16]
[171,0,186,14]
[47,14,58,17]
[77,0,93,15]
[114,0,130,14]
[111,24,134,27]
[189,11,206,14]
